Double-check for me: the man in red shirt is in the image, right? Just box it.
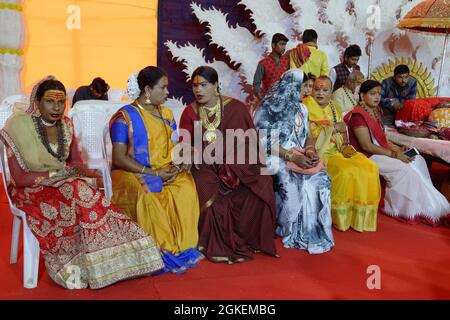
[253,33,289,100]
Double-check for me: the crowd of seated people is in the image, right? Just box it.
[1,29,448,290]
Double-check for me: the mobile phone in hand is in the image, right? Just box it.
[403,147,419,158]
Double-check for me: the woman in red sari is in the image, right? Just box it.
[178,66,278,264]
[0,77,164,289]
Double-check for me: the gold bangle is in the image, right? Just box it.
[155,170,159,177]
[285,150,294,161]
[48,170,58,178]
[140,165,146,174]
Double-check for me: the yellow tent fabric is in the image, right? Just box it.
[23,0,158,91]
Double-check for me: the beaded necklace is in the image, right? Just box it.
[343,87,358,107]
[32,117,67,162]
[329,101,338,123]
[361,104,383,128]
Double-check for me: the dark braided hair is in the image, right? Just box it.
[33,79,68,162]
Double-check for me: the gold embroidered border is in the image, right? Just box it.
[79,209,131,229]
[0,129,30,172]
[62,119,73,160]
[51,236,164,289]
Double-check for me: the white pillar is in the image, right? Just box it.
[0,0,25,102]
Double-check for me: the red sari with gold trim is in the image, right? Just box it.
[0,112,163,289]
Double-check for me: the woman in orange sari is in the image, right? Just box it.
[110,66,202,274]
[0,77,163,289]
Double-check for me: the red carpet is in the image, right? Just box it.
[0,172,449,300]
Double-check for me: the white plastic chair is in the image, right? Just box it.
[100,122,113,200]
[0,95,29,113]
[0,141,40,289]
[0,102,14,129]
[66,89,76,108]
[68,100,123,170]
[107,89,125,102]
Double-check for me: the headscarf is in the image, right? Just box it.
[255,68,304,146]
[1,75,70,173]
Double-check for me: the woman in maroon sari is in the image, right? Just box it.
[178,66,278,264]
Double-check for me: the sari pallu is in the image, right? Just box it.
[303,96,381,232]
[254,77,334,254]
[0,112,164,289]
[110,105,203,274]
[179,98,278,263]
[345,107,450,226]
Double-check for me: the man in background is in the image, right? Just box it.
[253,33,289,100]
[380,64,417,125]
[329,44,362,92]
[292,29,329,78]
[332,70,365,115]
[71,77,110,107]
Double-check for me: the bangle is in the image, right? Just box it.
[140,165,146,174]
[154,170,159,177]
[391,150,397,158]
[285,150,294,161]
[49,170,58,178]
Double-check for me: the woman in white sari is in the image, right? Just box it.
[344,80,449,226]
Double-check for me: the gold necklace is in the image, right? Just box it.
[199,101,221,144]
[135,101,158,116]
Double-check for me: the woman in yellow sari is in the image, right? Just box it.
[303,76,381,232]
[110,66,202,274]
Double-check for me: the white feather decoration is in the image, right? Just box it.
[378,0,404,29]
[325,0,350,32]
[165,40,248,102]
[165,0,450,102]
[238,0,296,51]
[191,2,263,82]
[165,97,186,125]
[289,0,322,32]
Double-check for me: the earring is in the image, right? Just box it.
[145,94,151,104]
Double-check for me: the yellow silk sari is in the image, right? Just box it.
[110,105,200,255]
[303,96,381,232]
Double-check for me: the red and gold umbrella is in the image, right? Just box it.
[397,0,450,96]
